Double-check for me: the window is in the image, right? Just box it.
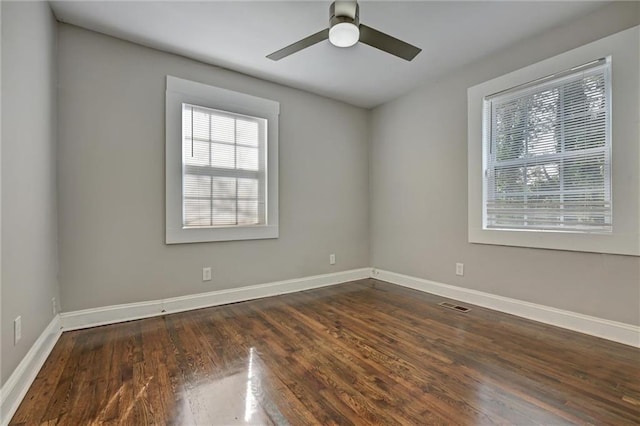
[483,58,611,232]
[182,105,266,228]
[166,76,279,244]
[467,26,640,255]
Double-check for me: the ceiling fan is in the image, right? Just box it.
[267,1,421,61]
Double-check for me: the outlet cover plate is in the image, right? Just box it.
[14,316,22,345]
[202,267,212,281]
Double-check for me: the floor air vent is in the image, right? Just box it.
[438,302,471,313]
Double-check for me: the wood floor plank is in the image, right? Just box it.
[9,279,640,425]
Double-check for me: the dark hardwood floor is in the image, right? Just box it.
[10,279,640,425]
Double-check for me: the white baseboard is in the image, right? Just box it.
[372,268,640,348]
[59,266,640,347]
[60,268,372,331]
[0,315,62,426]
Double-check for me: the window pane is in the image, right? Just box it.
[184,174,211,198]
[184,200,211,227]
[211,142,235,169]
[494,166,524,194]
[564,111,606,151]
[525,195,562,226]
[192,109,210,140]
[237,146,258,170]
[211,200,236,226]
[184,140,210,166]
[238,178,258,199]
[236,119,259,146]
[495,131,526,161]
[487,195,525,228]
[211,177,236,199]
[237,200,259,225]
[526,163,560,192]
[211,114,234,143]
[563,155,604,190]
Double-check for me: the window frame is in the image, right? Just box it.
[482,58,612,233]
[467,26,640,256]
[166,76,279,244]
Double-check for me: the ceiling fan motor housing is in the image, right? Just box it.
[330,2,359,28]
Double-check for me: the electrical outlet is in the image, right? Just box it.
[14,316,22,345]
[202,267,212,281]
[52,297,57,315]
[329,253,336,265]
[456,263,464,276]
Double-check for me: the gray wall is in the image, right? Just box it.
[1,1,60,385]
[370,2,640,325]
[57,25,370,312]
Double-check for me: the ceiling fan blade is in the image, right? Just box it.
[267,28,330,61]
[358,24,421,61]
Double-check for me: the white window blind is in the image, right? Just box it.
[483,58,611,232]
[182,103,266,228]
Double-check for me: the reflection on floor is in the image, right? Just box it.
[182,347,288,424]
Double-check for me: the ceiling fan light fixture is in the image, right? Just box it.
[266,1,421,61]
[329,22,359,47]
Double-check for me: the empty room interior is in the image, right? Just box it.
[2,0,640,424]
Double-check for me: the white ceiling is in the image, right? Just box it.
[50,1,608,108]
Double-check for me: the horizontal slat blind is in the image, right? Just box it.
[182,103,266,228]
[484,59,611,232]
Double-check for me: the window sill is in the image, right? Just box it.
[166,225,279,244]
[469,226,639,256]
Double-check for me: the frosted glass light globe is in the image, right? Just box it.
[329,22,359,47]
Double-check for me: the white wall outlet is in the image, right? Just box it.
[52,297,57,315]
[202,267,212,281]
[14,316,22,345]
[329,253,336,265]
[456,263,464,276]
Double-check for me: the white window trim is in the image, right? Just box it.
[166,76,279,244]
[467,26,640,256]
